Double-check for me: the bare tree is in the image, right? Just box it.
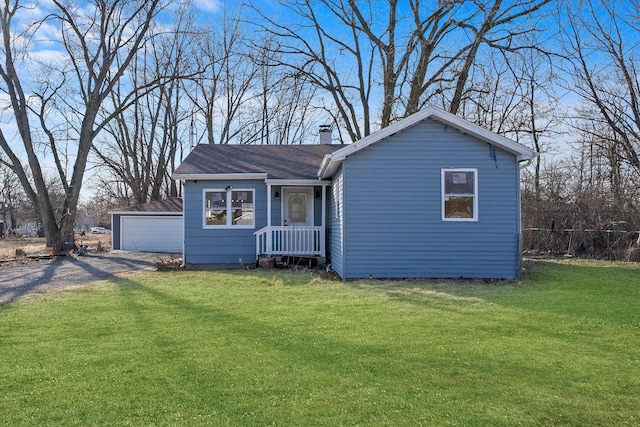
[241,36,322,145]
[0,0,166,252]
[247,0,376,142]
[0,162,26,233]
[563,0,640,176]
[445,0,552,115]
[188,10,259,145]
[517,0,640,259]
[455,45,564,200]
[248,0,552,142]
[516,53,565,197]
[93,6,195,205]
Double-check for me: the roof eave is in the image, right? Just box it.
[318,154,334,179]
[265,178,332,186]
[173,173,269,181]
[316,107,537,178]
[319,159,341,179]
[434,112,537,158]
[517,151,539,162]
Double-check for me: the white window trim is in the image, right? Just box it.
[202,188,255,229]
[441,168,478,222]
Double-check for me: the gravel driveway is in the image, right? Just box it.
[0,251,176,305]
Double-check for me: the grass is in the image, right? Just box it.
[1,259,639,426]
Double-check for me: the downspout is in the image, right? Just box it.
[516,155,536,280]
[519,158,533,169]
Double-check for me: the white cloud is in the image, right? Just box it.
[30,48,69,65]
[194,0,222,14]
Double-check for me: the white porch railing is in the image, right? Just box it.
[255,226,324,257]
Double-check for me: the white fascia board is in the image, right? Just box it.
[172,173,269,181]
[319,156,339,179]
[265,179,332,186]
[318,106,538,178]
[431,111,538,161]
[109,211,183,216]
[318,155,332,178]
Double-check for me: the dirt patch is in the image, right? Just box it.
[0,234,112,267]
[155,257,184,270]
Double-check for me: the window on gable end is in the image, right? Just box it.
[442,169,478,221]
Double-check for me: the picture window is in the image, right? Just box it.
[204,189,254,228]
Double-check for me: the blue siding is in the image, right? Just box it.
[341,119,521,279]
[184,181,326,265]
[272,186,282,225]
[313,186,323,226]
[328,166,345,277]
[184,179,267,265]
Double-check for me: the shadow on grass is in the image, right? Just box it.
[113,276,394,372]
[0,254,156,306]
[343,258,640,327]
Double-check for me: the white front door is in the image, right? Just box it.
[282,187,313,226]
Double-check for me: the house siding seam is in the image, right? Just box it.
[340,119,521,280]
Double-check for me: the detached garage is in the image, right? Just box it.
[110,198,183,253]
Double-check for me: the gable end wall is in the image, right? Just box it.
[341,119,521,279]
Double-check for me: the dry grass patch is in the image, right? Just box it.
[0,234,111,262]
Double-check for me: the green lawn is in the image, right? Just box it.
[1,259,639,426]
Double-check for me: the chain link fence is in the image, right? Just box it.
[522,227,640,261]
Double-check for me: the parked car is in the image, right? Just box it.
[90,226,111,234]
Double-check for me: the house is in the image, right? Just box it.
[173,107,537,280]
[110,197,183,253]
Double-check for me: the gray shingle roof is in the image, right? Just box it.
[114,197,183,213]
[174,144,344,180]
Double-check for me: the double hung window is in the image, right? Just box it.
[204,189,254,228]
[442,169,478,221]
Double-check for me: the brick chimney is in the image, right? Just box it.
[319,125,332,145]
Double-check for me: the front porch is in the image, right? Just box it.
[254,180,330,260]
[255,225,325,257]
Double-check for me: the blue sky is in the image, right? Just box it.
[1,0,636,178]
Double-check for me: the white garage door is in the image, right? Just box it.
[121,216,182,253]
